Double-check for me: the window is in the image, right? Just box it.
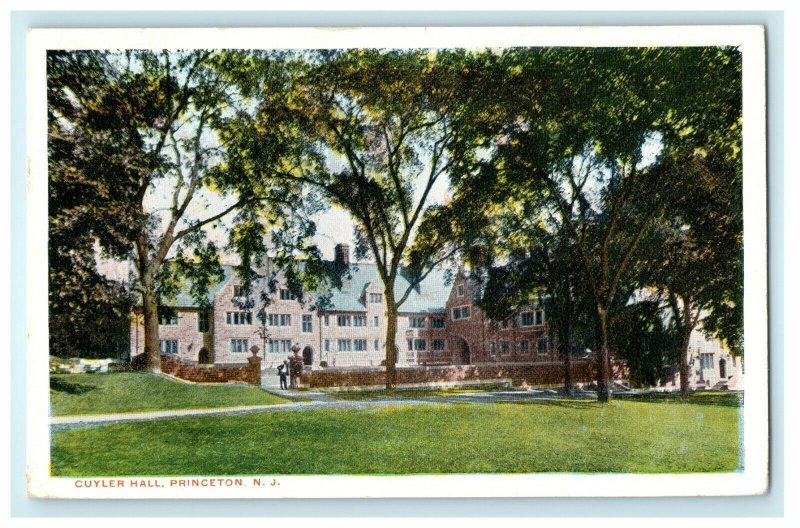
[197,310,210,333]
[226,312,252,325]
[431,318,445,329]
[267,314,291,327]
[409,317,426,328]
[279,288,297,301]
[159,339,178,354]
[537,339,547,354]
[354,339,367,351]
[700,353,714,370]
[452,306,471,320]
[520,312,534,326]
[230,339,249,354]
[353,315,367,327]
[324,315,330,326]
[159,308,177,326]
[535,310,544,326]
[517,341,529,352]
[324,339,330,352]
[302,314,312,333]
[369,293,383,303]
[337,315,352,327]
[372,315,380,327]
[374,339,380,351]
[267,339,291,354]
[432,339,445,351]
[337,339,352,352]
[500,341,509,354]
[408,339,413,351]
[414,339,427,351]
[233,285,244,297]
[457,284,465,297]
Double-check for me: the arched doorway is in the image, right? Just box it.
[719,358,727,379]
[198,347,211,364]
[302,346,313,366]
[451,336,471,365]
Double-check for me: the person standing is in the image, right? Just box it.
[277,362,288,389]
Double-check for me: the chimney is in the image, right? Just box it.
[334,243,350,265]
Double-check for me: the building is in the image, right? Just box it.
[129,245,557,371]
[444,271,557,365]
[661,328,744,390]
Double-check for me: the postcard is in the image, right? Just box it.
[26,25,768,499]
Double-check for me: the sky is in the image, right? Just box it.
[97,131,662,282]
[137,150,451,266]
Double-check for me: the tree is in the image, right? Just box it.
[446,47,742,401]
[229,49,496,388]
[48,51,144,358]
[642,151,744,394]
[48,50,314,372]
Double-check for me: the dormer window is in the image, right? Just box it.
[369,293,383,303]
[279,289,297,301]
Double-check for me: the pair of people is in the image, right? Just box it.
[277,350,303,389]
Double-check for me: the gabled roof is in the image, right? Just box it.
[165,261,452,314]
[321,262,451,314]
[169,265,236,308]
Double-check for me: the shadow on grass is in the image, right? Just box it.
[614,391,743,408]
[50,377,97,395]
[503,399,602,410]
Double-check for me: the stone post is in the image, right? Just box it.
[247,345,262,385]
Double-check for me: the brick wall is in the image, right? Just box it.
[444,274,557,365]
[132,353,261,385]
[302,360,621,389]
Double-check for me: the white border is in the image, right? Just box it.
[25,25,768,499]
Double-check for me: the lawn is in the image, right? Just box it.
[50,372,288,416]
[51,397,741,476]
[328,384,510,401]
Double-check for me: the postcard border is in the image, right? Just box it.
[25,25,769,500]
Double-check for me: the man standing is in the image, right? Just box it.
[277,362,288,389]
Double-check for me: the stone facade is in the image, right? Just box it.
[444,272,556,365]
[130,249,736,392]
[130,245,462,372]
[662,328,744,390]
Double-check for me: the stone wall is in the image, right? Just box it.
[132,353,261,385]
[302,360,620,389]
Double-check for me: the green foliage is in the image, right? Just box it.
[444,47,743,386]
[611,300,680,387]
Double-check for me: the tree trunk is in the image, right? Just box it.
[384,287,398,390]
[679,327,692,397]
[679,299,695,397]
[141,288,161,373]
[596,306,611,402]
[560,331,573,396]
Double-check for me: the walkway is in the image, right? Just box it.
[50,387,605,431]
[50,398,431,431]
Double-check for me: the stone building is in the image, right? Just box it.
[131,244,454,370]
[661,328,744,390]
[444,271,557,365]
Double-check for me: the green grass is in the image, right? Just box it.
[329,384,509,401]
[50,372,289,416]
[51,398,741,476]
